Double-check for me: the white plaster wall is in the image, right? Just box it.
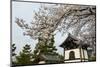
[38,61,45,64]
[65,59,81,63]
[81,49,88,59]
[84,50,88,59]
[81,48,84,58]
[65,48,80,60]
[65,48,88,59]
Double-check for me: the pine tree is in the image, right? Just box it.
[46,35,57,55]
[16,44,33,65]
[34,35,57,54]
[12,44,16,66]
[33,35,61,63]
[12,44,16,56]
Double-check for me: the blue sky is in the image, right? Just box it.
[12,1,68,55]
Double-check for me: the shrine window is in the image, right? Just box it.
[69,51,75,60]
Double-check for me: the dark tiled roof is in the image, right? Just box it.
[60,33,89,49]
[60,33,79,47]
[40,54,62,61]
